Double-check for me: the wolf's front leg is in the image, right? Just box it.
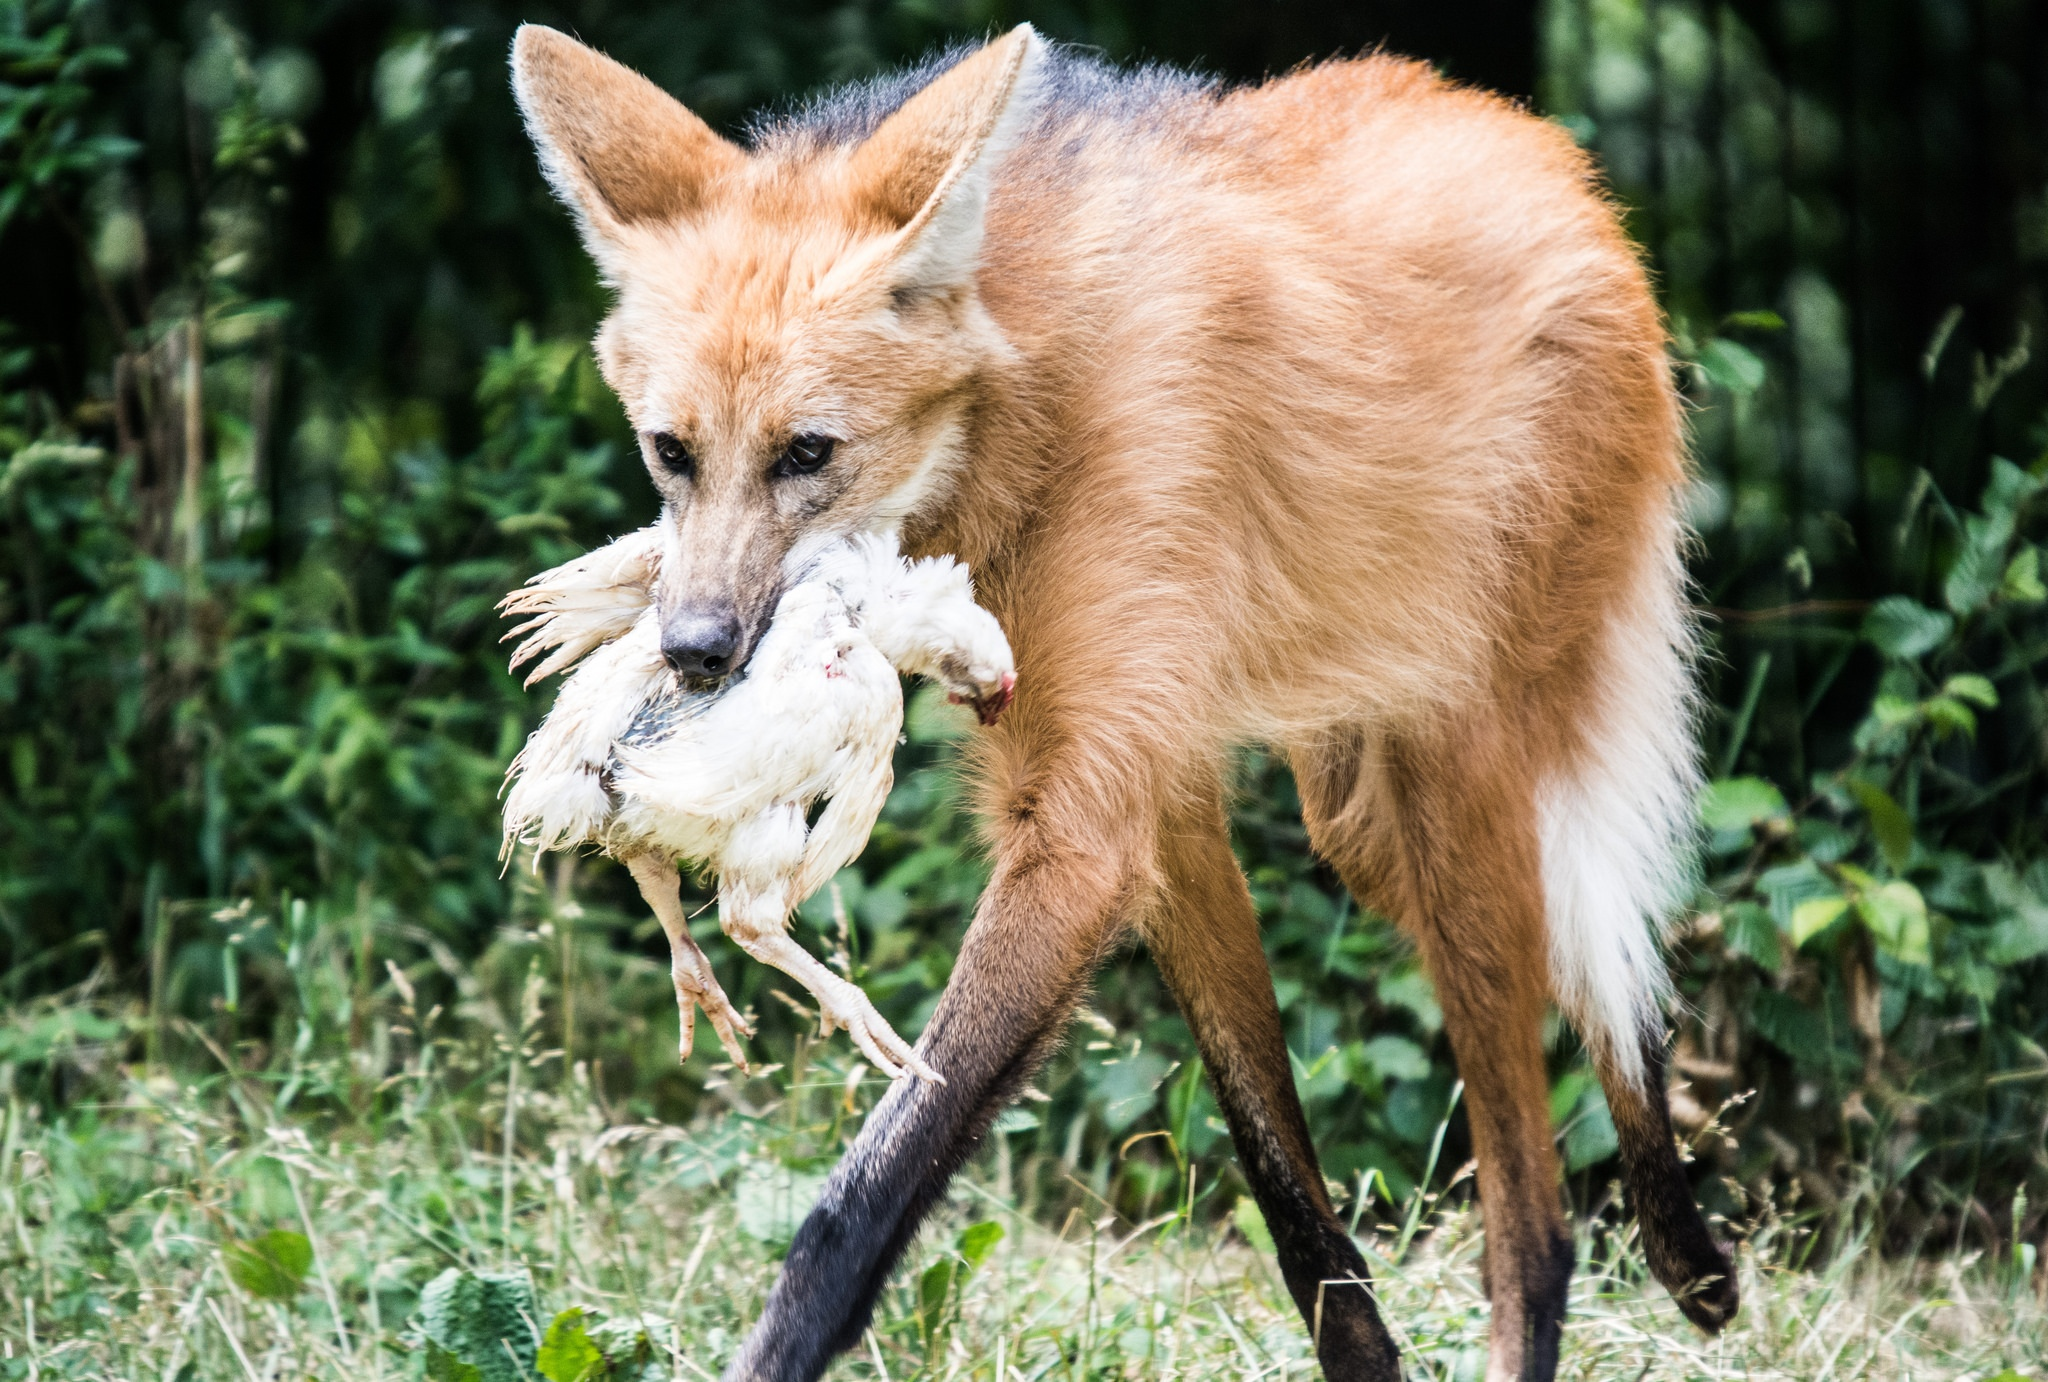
[720,823,1140,1382]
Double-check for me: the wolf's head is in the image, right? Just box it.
[511,24,1040,683]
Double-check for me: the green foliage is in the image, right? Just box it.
[0,0,135,231]
[537,1309,606,1382]
[221,1227,311,1300]
[913,1220,1005,1362]
[420,1269,541,1382]
[1684,450,2048,1224]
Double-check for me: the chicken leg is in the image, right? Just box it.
[718,887,943,1084]
[624,853,752,1069]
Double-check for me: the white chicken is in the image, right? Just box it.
[499,530,1015,1083]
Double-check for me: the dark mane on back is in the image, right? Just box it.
[744,41,1219,155]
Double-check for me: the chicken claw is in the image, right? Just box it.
[722,910,943,1084]
[625,854,753,1069]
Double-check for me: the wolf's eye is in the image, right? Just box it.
[773,434,834,478]
[649,432,694,476]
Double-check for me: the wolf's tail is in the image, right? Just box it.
[1537,516,1739,1333]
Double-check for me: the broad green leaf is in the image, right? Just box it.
[1548,1067,1598,1124]
[1375,968,1442,1034]
[1941,674,1998,708]
[1983,456,2042,517]
[1986,908,2048,966]
[1790,896,1850,947]
[1944,536,2003,615]
[222,1229,311,1301]
[1721,902,1784,972]
[2002,545,2046,604]
[957,1220,1004,1270]
[1984,1368,2038,1382]
[1846,779,1914,872]
[1698,337,1766,395]
[1982,866,2048,964]
[1923,695,1977,739]
[1862,597,1954,659]
[1760,859,1838,932]
[1233,1196,1275,1256]
[1561,1087,1618,1172]
[916,1259,955,1340]
[1698,777,1788,835]
[419,1269,539,1382]
[426,1343,483,1382]
[1360,1034,1432,1083]
[1721,309,1786,331]
[537,1309,605,1382]
[1855,882,1930,965]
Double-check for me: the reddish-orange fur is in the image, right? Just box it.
[511,25,1735,1382]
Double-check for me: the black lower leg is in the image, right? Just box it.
[722,835,1124,1382]
[1608,1030,1738,1332]
[1512,1223,1576,1381]
[725,1000,1068,1382]
[1208,1059,1404,1382]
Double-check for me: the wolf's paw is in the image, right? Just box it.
[1670,1249,1740,1334]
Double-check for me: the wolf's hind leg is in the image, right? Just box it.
[1297,723,1572,1382]
[1591,1029,1738,1330]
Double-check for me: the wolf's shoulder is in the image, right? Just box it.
[746,43,1216,154]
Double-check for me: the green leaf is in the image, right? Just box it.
[1942,674,1999,708]
[1360,1034,1432,1083]
[1721,902,1784,972]
[1759,859,1838,932]
[957,1220,1004,1271]
[1750,988,1856,1075]
[537,1309,605,1382]
[1944,534,2004,615]
[2002,546,2046,604]
[1698,337,1767,395]
[1233,1196,1275,1256]
[1698,776,1788,835]
[426,1342,484,1382]
[1721,309,1786,331]
[1862,597,1953,659]
[1790,896,1850,947]
[1845,780,1914,873]
[1923,695,1978,739]
[916,1259,955,1341]
[1984,1368,2038,1382]
[1855,881,1931,965]
[1561,1087,1619,1172]
[419,1269,540,1382]
[1983,456,2042,517]
[222,1229,311,1301]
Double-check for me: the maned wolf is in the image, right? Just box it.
[511,23,1736,1382]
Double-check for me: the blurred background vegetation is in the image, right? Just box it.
[3,0,2047,1339]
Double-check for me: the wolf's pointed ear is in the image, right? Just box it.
[511,25,741,257]
[848,25,1043,296]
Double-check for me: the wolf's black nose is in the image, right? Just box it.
[662,611,742,680]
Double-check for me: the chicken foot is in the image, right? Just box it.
[624,853,753,1069]
[719,895,944,1084]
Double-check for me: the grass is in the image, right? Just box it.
[2,995,2042,1382]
